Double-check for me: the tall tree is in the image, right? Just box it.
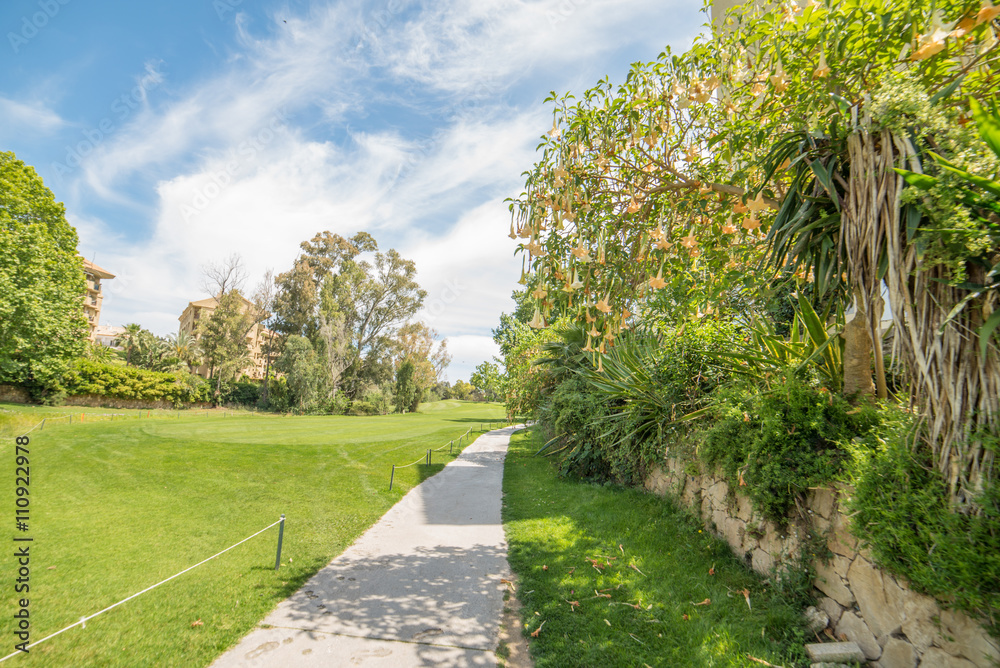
[0,152,87,400]
[471,361,502,401]
[395,322,451,399]
[274,232,427,399]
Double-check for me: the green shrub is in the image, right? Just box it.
[347,400,378,416]
[63,359,210,406]
[846,413,1000,631]
[219,378,260,407]
[699,371,881,523]
[538,374,613,480]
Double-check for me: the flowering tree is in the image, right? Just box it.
[510,0,1000,506]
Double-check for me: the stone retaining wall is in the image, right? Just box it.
[645,453,999,668]
[0,385,31,404]
[64,394,211,410]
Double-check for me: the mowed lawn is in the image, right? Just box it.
[1,401,506,667]
[503,429,810,667]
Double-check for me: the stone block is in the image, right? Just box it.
[836,610,881,660]
[708,479,729,507]
[827,511,858,557]
[808,487,837,519]
[937,608,1000,668]
[900,589,939,653]
[720,515,746,554]
[814,556,855,607]
[805,606,830,633]
[805,641,866,663]
[645,467,669,495]
[817,596,843,627]
[847,556,904,639]
[735,492,753,521]
[919,647,977,668]
[751,547,774,574]
[875,637,916,668]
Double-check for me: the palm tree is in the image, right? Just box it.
[166,330,203,372]
[117,323,143,367]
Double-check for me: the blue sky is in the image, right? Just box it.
[2,0,705,381]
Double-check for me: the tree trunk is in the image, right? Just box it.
[842,306,875,401]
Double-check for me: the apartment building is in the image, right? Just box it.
[178,295,276,381]
[82,259,115,341]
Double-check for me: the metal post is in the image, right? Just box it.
[40,419,45,430]
[274,514,285,571]
[389,465,396,490]
[426,449,431,465]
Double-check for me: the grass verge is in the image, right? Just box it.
[1,401,505,667]
[502,428,811,667]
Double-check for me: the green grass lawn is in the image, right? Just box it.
[1,400,506,667]
[502,429,811,668]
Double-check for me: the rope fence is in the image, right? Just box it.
[387,419,518,490]
[0,515,286,663]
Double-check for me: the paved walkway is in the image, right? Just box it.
[210,426,522,668]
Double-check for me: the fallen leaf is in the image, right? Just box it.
[618,544,624,555]
[595,590,612,599]
[567,600,580,611]
[543,565,548,571]
[742,589,752,611]
[747,656,783,668]
[531,620,546,637]
[604,619,611,626]
[693,598,711,606]
[500,578,514,591]
[682,614,689,621]
[190,619,203,627]
[47,566,56,570]
[568,567,576,575]
[629,563,645,576]
[709,564,715,576]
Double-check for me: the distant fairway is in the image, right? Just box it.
[0,401,506,667]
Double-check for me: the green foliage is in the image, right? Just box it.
[394,359,417,413]
[0,152,87,400]
[538,321,736,483]
[846,413,1000,631]
[275,336,327,411]
[700,372,881,523]
[63,359,210,406]
[470,361,502,401]
[219,378,261,407]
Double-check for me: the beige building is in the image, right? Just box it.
[178,295,276,381]
[82,259,115,341]
[94,325,126,348]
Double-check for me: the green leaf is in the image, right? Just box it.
[895,168,938,192]
[980,309,1000,358]
[970,98,1000,159]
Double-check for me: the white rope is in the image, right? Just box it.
[394,453,429,469]
[0,517,284,663]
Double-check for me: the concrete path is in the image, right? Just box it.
[210,426,522,668]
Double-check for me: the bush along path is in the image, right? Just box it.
[502,429,813,668]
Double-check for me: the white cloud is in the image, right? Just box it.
[0,97,65,135]
[69,0,704,363]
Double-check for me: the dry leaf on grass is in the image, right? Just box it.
[618,544,624,555]
[629,563,645,576]
[500,578,514,591]
[709,564,715,576]
[693,598,711,606]
[742,589,752,611]
[747,656,783,667]
[567,600,580,611]
[190,619,203,627]
[543,565,548,571]
[604,619,611,626]
[682,614,689,621]
[531,620,545,637]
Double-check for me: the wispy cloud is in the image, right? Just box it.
[0,96,65,134]
[69,0,702,380]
